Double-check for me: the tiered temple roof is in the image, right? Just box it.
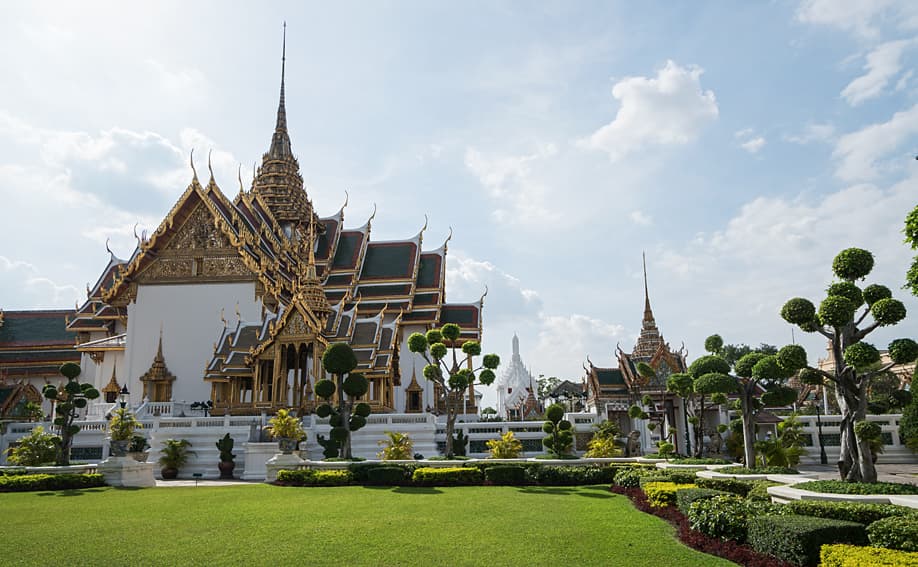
[0,310,80,379]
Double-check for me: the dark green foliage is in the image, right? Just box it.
[819,296,857,327]
[407,332,428,353]
[908,257,918,296]
[411,467,482,486]
[319,343,369,459]
[745,480,781,502]
[794,480,918,495]
[365,466,412,486]
[751,355,788,381]
[215,433,235,462]
[889,338,918,364]
[676,488,730,514]
[533,465,617,486]
[342,373,368,397]
[484,465,528,485]
[843,342,881,371]
[854,420,882,445]
[785,500,913,526]
[777,344,808,372]
[430,342,448,360]
[704,334,724,353]
[688,355,731,377]
[482,354,500,369]
[275,469,353,486]
[451,429,468,457]
[638,471,698,486]
[0,473,105,492]
[798,367,824,386]
[354,403,371,418]
[348,415,366,431]
[541,403,573,456]
[696,477,755,497]
[761,385,797,407]
[41,363,100,466]
[613,466,659,488]
[901,396,918,452]
[348,462,418,484]
[314,380,335,400]
[833,248,874,281]
[694,372,735,394]
[440,323,461,341]
[4,425,60,466]
[871,298,907,326]
[863,284,893,306]
[748,514,868,566]
[866,515,918,551]
[668,458,732,465]
[734,352,767,377]
[461,341,481,356]
[322,343,358,375]
[781,298,817,327]
[688,496,786,543]
[827,282,864,306]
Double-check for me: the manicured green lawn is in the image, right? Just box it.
[0,485,735,566]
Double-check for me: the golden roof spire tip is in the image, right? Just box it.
[190,148,198,180]
[207,149,215,183]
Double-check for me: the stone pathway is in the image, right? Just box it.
[797,463,918,484]
[154,479,255,487]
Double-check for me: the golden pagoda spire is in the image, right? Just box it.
[642,251,656,329]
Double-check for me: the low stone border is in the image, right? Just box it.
[695,470,818,483]
[0,464,98,475]
[291,457,649,470]
[767,484,918,509]
[656,462,738,471]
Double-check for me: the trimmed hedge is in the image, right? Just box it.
[687,496,788,543]
[411,467,482,486]
[348,462,418,483]
[793,480,918,495]
[643,482,695,507]
[275,469,353,486]
[639,471,698,487]
[676,487,730,515]
[746,480,781,502]
[696,477,754,497]
[669,458,732,465]
[748,514,868,566]
[868,515,918,552]
[0,473,105,492]
[786,500,914,526]
[484,465,528,485]
[821,544,918,566]
[533,465,618,485]
[365,466,411,486]
[718,466,798,475]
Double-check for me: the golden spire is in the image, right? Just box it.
[101,365,121,395]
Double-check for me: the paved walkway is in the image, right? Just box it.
[796,463,918,484]
[154,479,255,487]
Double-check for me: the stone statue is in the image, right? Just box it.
[626,430,642,457]
[708,430,723,455]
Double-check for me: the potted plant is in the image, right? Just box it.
[108,407,140,457]
[158,438,194,479]
[128,435,150,462]
[266,408,306,454]
[216,433,236,479]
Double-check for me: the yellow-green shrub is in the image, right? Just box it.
[643,481,696,507]
[821,544,918,567]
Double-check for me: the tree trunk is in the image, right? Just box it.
[696,397,706,458]
[443,391,459,459]
[741,389,756,468]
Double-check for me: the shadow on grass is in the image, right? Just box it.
[392,486,443,495]
[515,485,614,499]
[36,487,108,497]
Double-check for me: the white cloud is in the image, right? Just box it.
[786,123,836,144]
[536,314,626,368]
[796,0,897,38]
[144,58,208,100]
[741,137,766,154]
[0,255,82,308]
[579,60,718,161]
[629,210,653,226]
[833,103,918,181]
[841,39,915,106]
[464,144,559,224]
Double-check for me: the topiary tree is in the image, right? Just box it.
[407,323,500,459]
[781,247,916,482]
[905,203,918,296]
[41,362,100,466]
[700,337,801,468]
[316,342,371,460]
[541,403,573,457]
[666,357,734,458]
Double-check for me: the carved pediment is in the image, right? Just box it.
[168,204,232,251]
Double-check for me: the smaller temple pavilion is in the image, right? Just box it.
[584,256,687,450]
[495,334,542,420]
[0,310,79,418]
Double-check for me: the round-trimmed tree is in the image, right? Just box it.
[316,342,370,460]
[541,403,573,457]
[41,362,100,466]
[407,324,500,459]
[780,247,916,483]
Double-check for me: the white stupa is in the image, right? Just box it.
[495,334,536,419]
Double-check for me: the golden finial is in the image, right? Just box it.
[207,149,215,184]
[133,223,140,246]
[235,301,241,322]
[368,203,377,223]
[220,308,227,328]
[479,285,489,304]
[443,226,453,249]
[341,190,349,210]
[237,164,244,196]
[105,237,115,259]
[190,148,198,180]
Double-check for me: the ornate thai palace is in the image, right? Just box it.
[64,44,484,421]
[584,255,692,453]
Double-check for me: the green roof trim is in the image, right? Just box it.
[417,254,441,288]
[332,232,363,269]
[440,305,478,327]
[0,311,75,346]
[361,242,416,280]
[596,368,625,386]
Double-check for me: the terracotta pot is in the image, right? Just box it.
[161,467,178,480]
[218,460,236,479]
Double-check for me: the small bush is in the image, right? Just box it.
[365,466,410,486]
[534,465,617,486]
[0,473,105,492]
[643,482,695,507]
[312,470,353,486]
[669,458,732,465]
[676,488,730,515]
[786,500,913,526]
[718,466,798,475]
[486,431,523,459]
[868,515,918,552]
[484,465,528,485]
[687,496,787,543]
[276,469,353,486]
[411,467,482,486]
[794,480,918,495]
[348,462,417,483]
[276,469,315,484]
[696,477,755,497]
[821,544,918,567]
[746,480,781,502]
[748,514,868,566]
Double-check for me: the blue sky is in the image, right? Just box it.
[1,1,916,408]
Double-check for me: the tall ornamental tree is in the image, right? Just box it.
[905,203,918,296]
[666,341,735,458]
[41,362,100,466]
[408,323,500,459]
[542,403,574,457]
[781,247,916,482]
[316,342,371,460]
